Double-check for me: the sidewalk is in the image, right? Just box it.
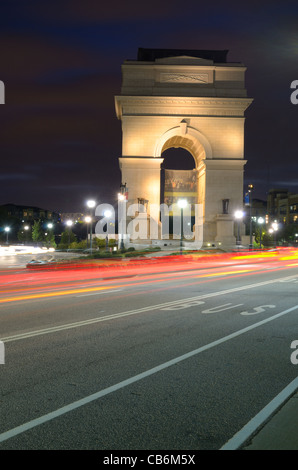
[242,392,298,450]
[221,378,298,450]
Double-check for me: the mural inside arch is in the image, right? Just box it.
[164,169,197,207]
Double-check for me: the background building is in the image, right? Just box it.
[0,203,61,244]
[267,189,298,225]
[0,203,60,223]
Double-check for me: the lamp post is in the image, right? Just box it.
[271,221,278,248]
[177,199,187,255]
[257,217,264,249]
[46,223,54,247]
[118,193,125,250]
[24,225,30,243]
[248,184,254,249]
[66,220,73,248]
[4,226,10,245]
[84,216,92,252]
[86,200,96,255]
[118,183,127,250]
[235,210,244,247]
[104,210,112,251]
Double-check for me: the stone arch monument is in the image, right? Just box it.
[115,48,253,246]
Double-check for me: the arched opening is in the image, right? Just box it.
[160,147,196,203]
[160,147,197,239]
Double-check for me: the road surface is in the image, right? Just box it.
[0,249,297,450]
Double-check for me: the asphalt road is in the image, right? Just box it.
[0,252,297,451]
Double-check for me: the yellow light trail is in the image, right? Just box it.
[1,261,297,304]
[197,269,253,278]
[0,269,253,303]
[0,285,120,304]
[231,253,279,260]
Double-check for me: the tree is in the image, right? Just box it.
[44,232,57,248]
[32,220,44,243]
[17,229,29,243]
[280,224,298,244]
[261,232,273,247]
[59,230,77,249]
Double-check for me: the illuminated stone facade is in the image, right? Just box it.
[115,48,253,246]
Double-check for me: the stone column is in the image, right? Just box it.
[203,159,247,246]
[119,157,164,243]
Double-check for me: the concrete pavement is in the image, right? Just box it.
[241,391,298,450]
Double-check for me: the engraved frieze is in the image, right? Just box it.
[160,73,209,84]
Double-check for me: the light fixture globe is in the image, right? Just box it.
[234,210,244,219]
[87,200,96,208]
[177,199,187,209]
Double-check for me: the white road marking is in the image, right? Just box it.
[0,304,298,444]
[75,289,123,297]
[220,376,298,450]
[1,274,297,343]
[201,303,244,314]
[0,340,4,364]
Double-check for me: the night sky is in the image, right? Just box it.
[0,0,297,214]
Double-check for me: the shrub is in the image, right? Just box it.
[69,240,88,250]
[124,251,145,258]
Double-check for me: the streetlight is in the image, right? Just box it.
[84,216,92,252]
[46,223,54,247]
[248,184,254,249]
[104,210,112,251]
[177,199,187,255]
[87,200,96,209]
[86,200,96,255]
[118,183,127,250]
[66,220,73,248]
[235,210,244,246]
[4,226,10,245]
[257,217,265,249]
[271,221,278,248]
[24,225,30,243]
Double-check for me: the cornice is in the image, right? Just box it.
[115,96,253,119]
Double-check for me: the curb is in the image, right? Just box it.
[25,249,284,271]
